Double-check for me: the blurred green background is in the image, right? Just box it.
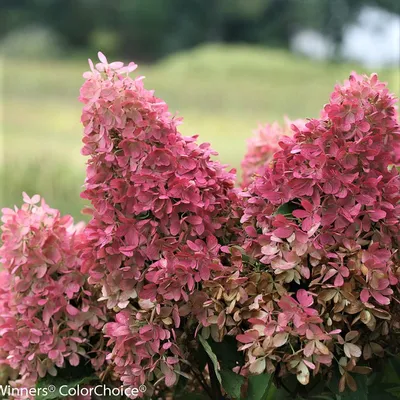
[1,0,399,220]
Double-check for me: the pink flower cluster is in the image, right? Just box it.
[0,194,107,391]
[78,53,239,393]
[1,53,399,397]
[204,73,400,389]
[241,118,306,188]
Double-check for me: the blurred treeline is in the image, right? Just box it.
[1,0,399,61]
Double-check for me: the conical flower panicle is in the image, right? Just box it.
[205,73,400,390]
[79,53,239,392]
[241,118,306,188]
[0,194,107,393]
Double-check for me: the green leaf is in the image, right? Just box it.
[369,386,399,400]
[198,335,222,385]
[246,373,273,400]
[385,386,400,399]
[275,201,298,217]
[208,335,244,370]
[382,354,400,384]
[135,210,152,220]
[202,336,246,399]
[220,368,244,399]
[35,362,97,400]
[309,395,337,400]
[266,386,285,400]
[368,354,400,399]
[196,338,211,372]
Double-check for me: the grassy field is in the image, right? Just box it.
[2,44,399,220]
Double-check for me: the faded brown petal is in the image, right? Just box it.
[296,362,310,385]
[360,310,372,325]
[363,343,372,360]
[344,343,361,358]
[249,357,266,374]
[339,374,346,393]
[352,366,372,375]
[319,289,337,302]
[370,342,384,357]
[346,372,357,392]
[273,332,289,348]
[345,331,359,342]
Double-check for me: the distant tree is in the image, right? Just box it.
[1,0,399,61]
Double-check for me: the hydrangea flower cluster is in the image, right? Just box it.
[241,118,306,188]
[1,53,400,398]
[0,194,107,392]
[203,73,400,389]
[78,53,239,393]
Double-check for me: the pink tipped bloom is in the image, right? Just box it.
[0,195,107,390]
[241,118,306,188]
[79,52,240,391]
[226,72,400,387]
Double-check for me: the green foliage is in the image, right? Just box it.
[35,363,97,400]
[198,335,222,385]
[275,201,299,217]
[322,358,400,400]
[220,369,244,399]
[198,335,273,400]
[0,25,63,58]
[246,373,273,400]
[369,355,400,399]
[207,335,244,370]
[1,0,399,60]
[207,336,245,399]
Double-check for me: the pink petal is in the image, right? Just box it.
[334,274,344,287]
[66,304,80,316]
[369,209,386,222]
[236,329,259,343]
[322,268,337,282]
[297,289,313,307]
[98,51,108,64]
[371,290,391,305]
[273,227,294,239]
[360,289,370,303]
